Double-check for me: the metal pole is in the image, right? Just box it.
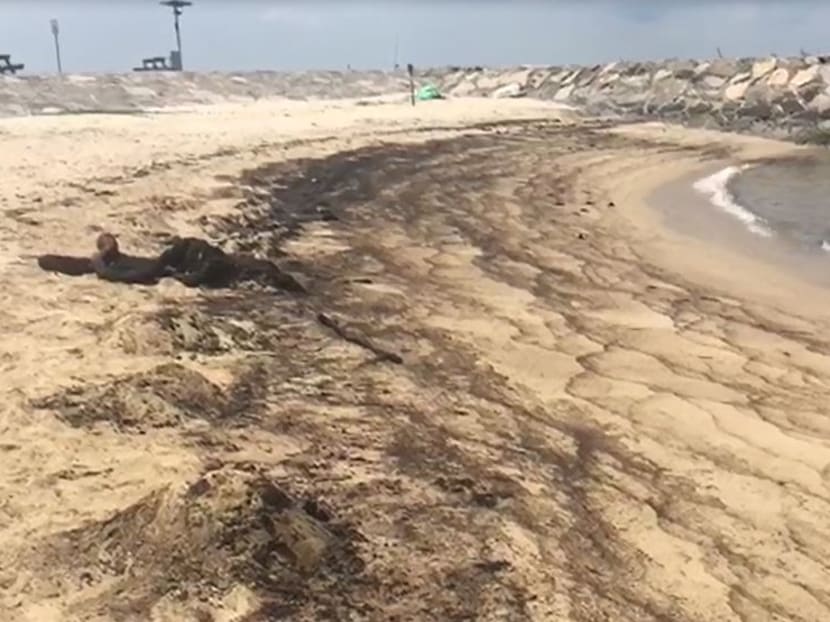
[407,63,415,106]
[174,7,182,60]
[50,18,62,74]
[161,1,192,71]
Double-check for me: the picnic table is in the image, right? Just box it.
[132,56,172,72]
[0,54,24,75]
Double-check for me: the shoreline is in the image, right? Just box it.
[689,149,830,248]
[593,122,830,319]
[1,102,829,620]
[692,163,771,238]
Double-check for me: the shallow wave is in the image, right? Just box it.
[692,165,773,238]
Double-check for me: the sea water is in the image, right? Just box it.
[694,153,830,255]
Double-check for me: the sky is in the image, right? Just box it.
[2,1,830,74]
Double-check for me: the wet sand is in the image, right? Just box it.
[649,145,830,294]
[0,100,829,622]
[650,161,830,292]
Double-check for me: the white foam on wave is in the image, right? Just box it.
[692,165,773,238]
[821,240,830,253]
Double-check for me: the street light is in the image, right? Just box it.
[50,18,62,74]
[160,0,192,70]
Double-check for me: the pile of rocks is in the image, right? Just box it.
[2,56,829,141]
[0,70,411,117]
[422,56,830,140]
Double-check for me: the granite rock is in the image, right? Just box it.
[706,59,740,77]
[791,65,822,88]
[701,75,726,90]
[751,58,777,80]
[809,92,830,115]
[724,80,751,101]
[767,68,790,88]
[492,83,526,99]
[553,84,576,102]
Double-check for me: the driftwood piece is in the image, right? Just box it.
[316,312,403,365]
[37,254,94,276]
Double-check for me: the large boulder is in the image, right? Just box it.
[620,62,653,76]
[618,75,650,91]
[500,68,533,87]
[706,59,740,78]
[751,57,777,80]
[448,78,477,97]
[772,90,808,115]
[560,69,583,87]
[613,90,650,111]
[491,82,526,98]
[742,82,775,105]
[651,77,691,104]
[657,98,687,115]
[767,68,790,88]
[701,75,726,90]
[686,99,715,115]
[535,80,562,100]
[527,69,553,90]
[694,62,711,76]
[719,101,742,119]
[737,100,774,119]
[476,70,510,90]
[436,70,470,93]
[553,84,576,102]
[729,71,752,85]
[599,61,619,75]
[597,72,621,88]
[576,68,602,87]
[791,65,822,88]
[652,68,673,82]
[724,79,751,101]
[547,69,571,84]
[808,91,830,116]
[666,59,697,79]
[790,70,826,103]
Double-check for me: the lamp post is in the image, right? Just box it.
[50,18,62,74]
[160,0,192,70]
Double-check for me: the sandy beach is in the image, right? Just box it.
[1,96,829,622]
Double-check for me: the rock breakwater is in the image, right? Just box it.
[424,55,830,141]
[0,70,410,117]
[3,56,830,141]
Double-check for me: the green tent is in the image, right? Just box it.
[416,84,443,101]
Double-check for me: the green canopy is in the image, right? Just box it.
[416,84,443,101]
